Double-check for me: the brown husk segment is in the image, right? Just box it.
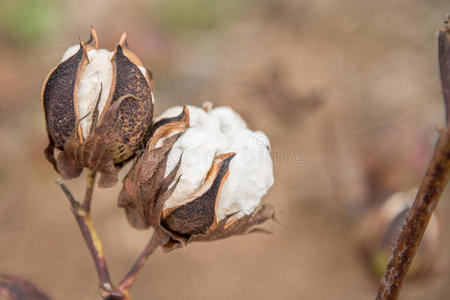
[42,42,88,150]
[113,94,149,163]
[101,44,153,138]
[161,153,235,235]
[189,204,275,243]
[85,27,99,51]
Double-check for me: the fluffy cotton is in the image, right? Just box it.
[158,105,274,221]
[61,45,147,139]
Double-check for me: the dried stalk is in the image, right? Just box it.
[375,19,450,300]
[118,232,169,293]
[82,169,97,213]
[57,174,167,299]
[56,179,122,299]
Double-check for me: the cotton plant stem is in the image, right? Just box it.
[82,169,97,213]
[375,129,450,300]
[118,231,169,293]
[56,179,123,299]
[375,19,450,300]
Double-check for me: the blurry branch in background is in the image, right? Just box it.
[375,16,450,300]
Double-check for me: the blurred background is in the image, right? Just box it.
[1,0,450,299]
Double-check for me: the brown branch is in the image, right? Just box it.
[439,19,450,125]
[57,176,167,299]
[118,231,169,294]
[56,179,124,299]
[375,18,450,300]
[82,169,97,213]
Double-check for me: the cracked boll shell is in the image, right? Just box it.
[60,44,149,141]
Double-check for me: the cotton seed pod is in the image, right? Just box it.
[358,188,441,280]
[118,104,274,250]
[42,28,153,187]
[0,274,50,300]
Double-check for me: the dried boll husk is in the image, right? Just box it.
[118,105,274,251]
[42,28,153,187]
[0,274,50,300]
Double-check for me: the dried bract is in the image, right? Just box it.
[42,28,153,187]
[119,104,274,250]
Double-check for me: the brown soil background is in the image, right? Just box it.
[0,0,449,299]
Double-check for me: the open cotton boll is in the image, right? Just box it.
[157,104,274,222]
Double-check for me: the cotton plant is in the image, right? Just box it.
[42,28,275,299]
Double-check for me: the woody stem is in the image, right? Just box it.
[374,128,450,299]
[118,231,169,293]
[82,169,97,213]
[375,21,450,300]
[56,179,122,299]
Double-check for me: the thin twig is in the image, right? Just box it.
[56,179,122,299]
[118,231,169,293]
[82,169,97,213]
[375,19,450,300]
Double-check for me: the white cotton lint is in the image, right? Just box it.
[157,105,274,221]
[209,106,247,139]
[216,129,274,221]
[76,49,114,139]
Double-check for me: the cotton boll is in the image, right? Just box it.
[44,29,154,186]
[158,104,273,222]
